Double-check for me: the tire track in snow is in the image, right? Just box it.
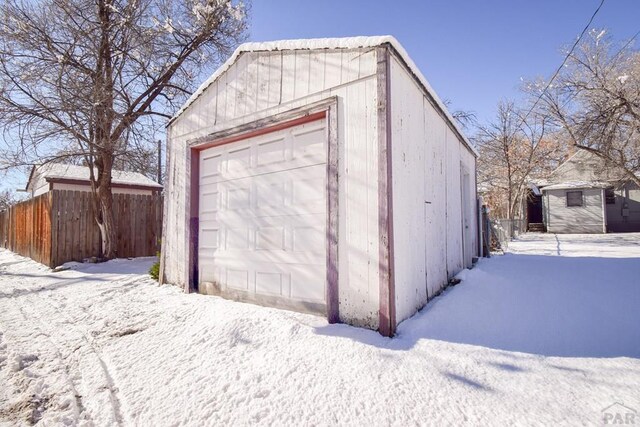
[32,271,153,426]
[12,298,88,423]
[17,291,126,426]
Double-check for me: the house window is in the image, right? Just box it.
[605,188,616,205]
[566,191,583,207]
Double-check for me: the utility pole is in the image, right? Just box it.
[157,139,162,184]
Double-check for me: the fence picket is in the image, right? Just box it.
[0,190,162,267]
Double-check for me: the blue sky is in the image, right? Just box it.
[4,0,638,192]
[249,0,639,125]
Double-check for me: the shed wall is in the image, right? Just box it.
[34,183,153,197]
[545,188,605,233]
[164,48,381,328]
[389,55,478,325]
[52,183,154,196]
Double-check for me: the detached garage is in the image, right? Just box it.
[160,36,478,336]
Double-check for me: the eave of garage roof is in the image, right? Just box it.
[168,36,478,156]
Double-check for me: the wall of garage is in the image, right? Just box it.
[389,53,478,325]
[164,47,382,329]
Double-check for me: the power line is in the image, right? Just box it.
[520,0,606,124]
[611,28,640,61]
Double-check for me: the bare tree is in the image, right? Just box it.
[528,29,640,186]
[443,99,477,131]
[0,0,247,258]
[0,189,20,211]
[477,100,562,220]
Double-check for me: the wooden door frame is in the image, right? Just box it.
[185,97,340,323]
[460,163,471,268]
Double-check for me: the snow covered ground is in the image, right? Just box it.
[0,233,639,426]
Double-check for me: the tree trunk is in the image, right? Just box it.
[93,152,118,259]
[96,186,118,259]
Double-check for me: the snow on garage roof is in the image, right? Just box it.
[29,163,163,189]
[169,36,477,155]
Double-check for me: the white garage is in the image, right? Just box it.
[161,36,479,336]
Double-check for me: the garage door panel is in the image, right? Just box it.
[227,146,251,171]
[292,225,325,253]
[201,122,326,185]
[255,226,285,250]
[256,182,286,208]
[198,119,327,309]
[200,228,219,249]
[227,187,251,210]
[256,137,286,166]
[292,127,326,161]
[255,271,285,296]
[200,191,219,214]
[226,268,249,290]
[290,265,325,303]
[215,251,323,269]
[199,264,221,286]
[202,159,325,185]
[201,154,222,179]
[225,227,250,250]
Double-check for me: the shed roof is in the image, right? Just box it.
[27,163,163,190]
[169,36,477,155]
[542,181,610,191]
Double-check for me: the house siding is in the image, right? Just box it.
[545,188,605,234]
[606,182,640,232]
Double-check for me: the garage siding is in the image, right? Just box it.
[389,54,478,324]
[164,48,381,328]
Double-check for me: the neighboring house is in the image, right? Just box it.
[161,36,479,336]
[528,149,640,233]
[26,163,163,197]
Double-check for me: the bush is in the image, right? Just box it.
[149,261,160,281]
[149,250,160,281]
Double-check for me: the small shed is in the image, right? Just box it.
[161,36,479,336]
[26,163,163,198]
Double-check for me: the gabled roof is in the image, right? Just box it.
[540,148,631,189]
[26,163,162,191]
[169,36,477,156]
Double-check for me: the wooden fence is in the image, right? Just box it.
[0,190,162,267]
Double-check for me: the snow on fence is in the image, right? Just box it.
[0,190,162,267]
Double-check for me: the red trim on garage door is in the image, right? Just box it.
[192,111,327,152]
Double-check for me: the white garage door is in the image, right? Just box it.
[198,119,327,309]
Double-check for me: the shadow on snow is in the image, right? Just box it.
[315,252,640,359]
